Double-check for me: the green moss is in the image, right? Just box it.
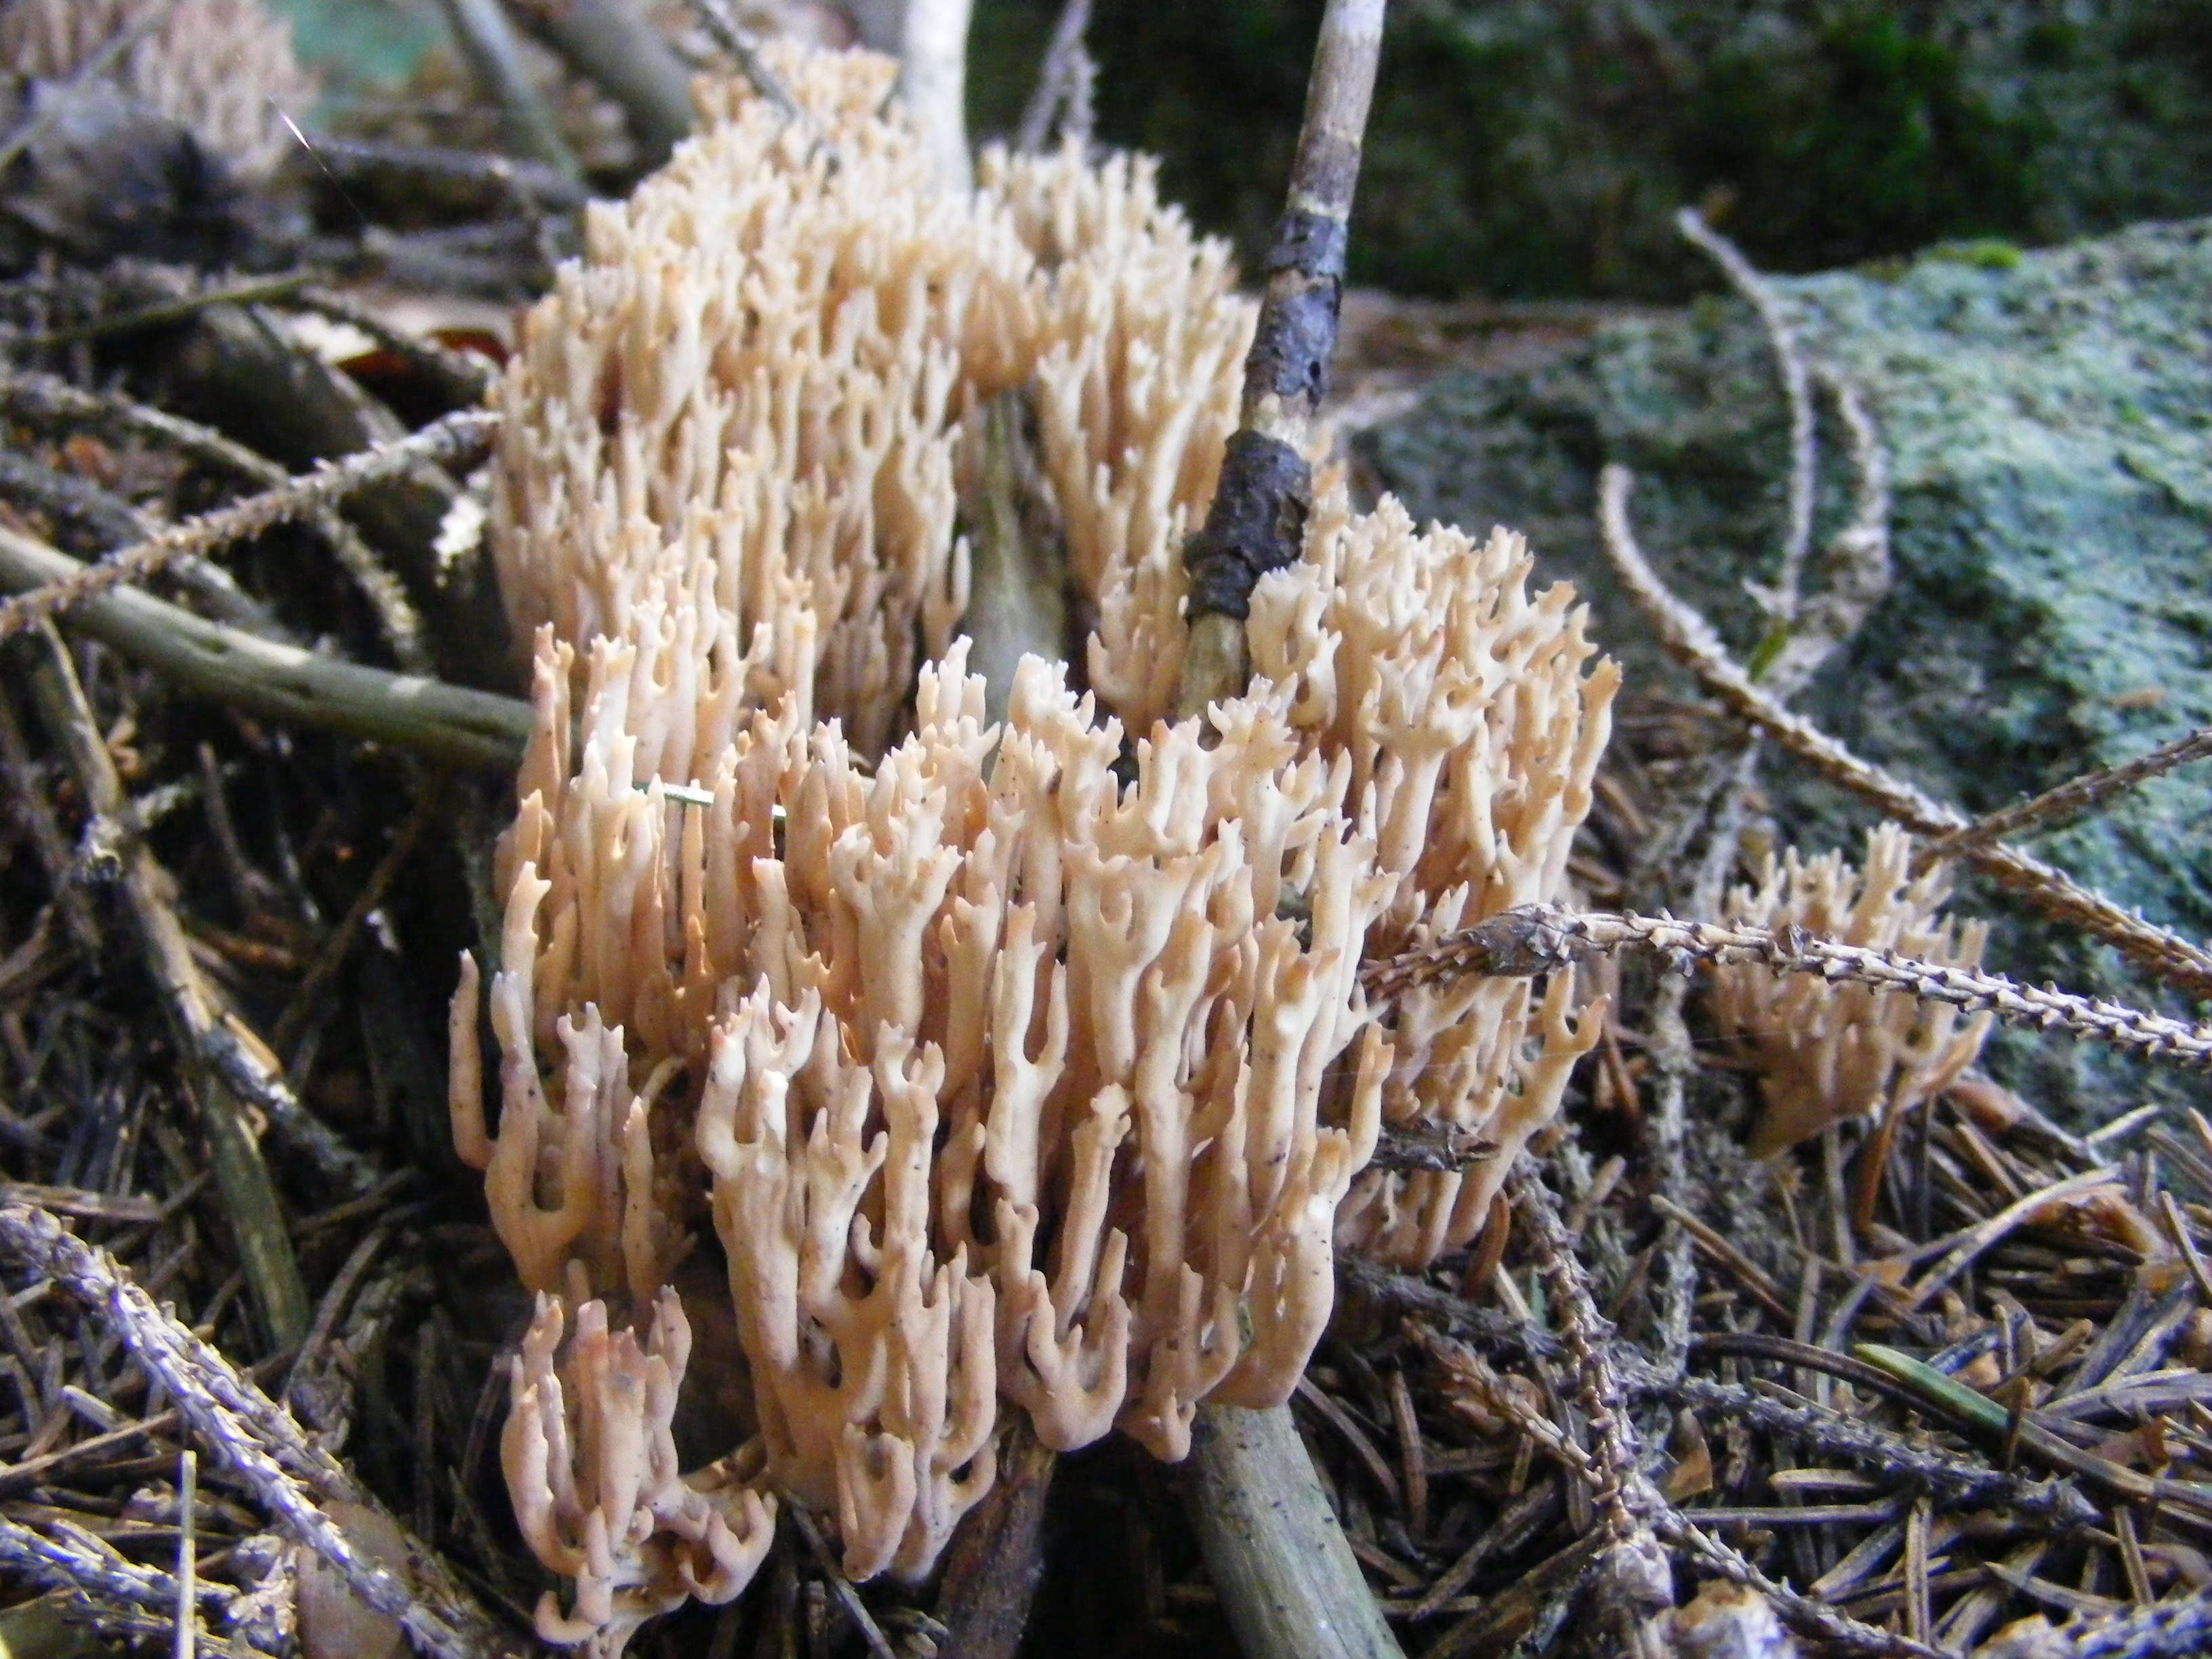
[973,0,2212,300]
[1942,239,2028,270]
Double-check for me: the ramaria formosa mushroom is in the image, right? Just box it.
[504,1290,775,1659]
[453,41,1618,1647]
[1712,824,1992,1156]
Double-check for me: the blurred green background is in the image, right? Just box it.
[272,0,2212,298]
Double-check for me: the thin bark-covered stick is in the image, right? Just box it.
[17,625,317,1343]
[432,0,583,182]
[1656,1512,1948,1659]
[1641,370,1889,1366]
[0,368,430,672]
[504,0,694,165]
[1931,722,2212,860]
[1014,0,1093,153]
[1173,8,1401,1655]
[0,1206,514,1659]
[677,0,807,129]
[291,136,587,210]
[0,409,495,640]
[1364,900,2212,1068]
[1677,207,1816,605]
[14,272,313,352]
[0,523,533,774]
[1599,464,2212,1002]
[1664,1374,2096,1527]
[1999,1587,2212,1658]
[0,1515,260,1658]
[173,1450,198,1659]
[1176,0,1385,716]
[1508,1161,1675,1648]
[269,790,436,1057]
[0,685,100,958]
[1187,1405,1404,1659]
[1406,1313,2100,1528]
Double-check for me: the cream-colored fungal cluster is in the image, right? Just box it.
[0,0,317,182]
[492,47,1244,758]
[1251,492,1622,1267]
[457,44,1616,1654]
[460,630,1396,1601]
[1713,825,1992,1155]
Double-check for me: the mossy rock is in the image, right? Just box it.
[1361,218,2212,1122]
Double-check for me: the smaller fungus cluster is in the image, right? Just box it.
[1713,824,1992,1155]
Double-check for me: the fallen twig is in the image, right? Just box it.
[0,520,532,772]
[18,626,318,1340]
[1187,1404,1405,1659]
[504,0,695,165]
[0,409,496,641]
[0,1205,515,1659]
[676,0,811,131]
[1661,1371,2099,1527]
[431,0,584,182]
[0,368,430,671]
[1364,900,2212,1068]
[1015,0,1095,154]
[1656,1510,1948,1659]
[1509,1160,1675,1644]
[1677,207,1817,609]
[1931,720,2212,861]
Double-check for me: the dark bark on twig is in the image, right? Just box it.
[1162,9,1402,1653]
[1175,0,1385,716]
[295,137,588,213]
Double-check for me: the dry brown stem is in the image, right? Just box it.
[0,409,496,642]
[1365,901,2212,1069]
[0,1204,514,1659]
[1931,721,2212,861]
